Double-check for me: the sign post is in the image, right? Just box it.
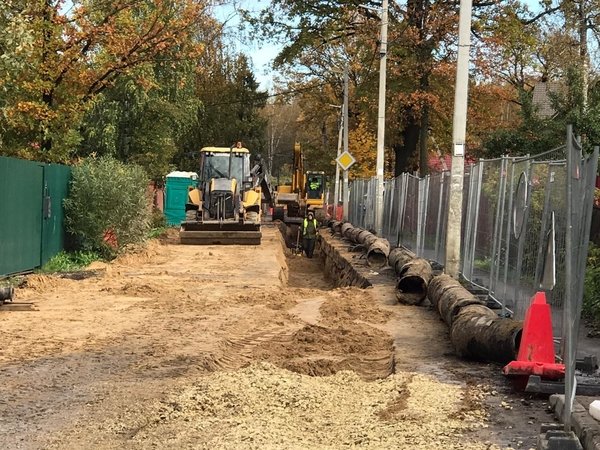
[336,151,356,221]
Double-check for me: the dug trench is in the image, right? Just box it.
[0,225,554,449]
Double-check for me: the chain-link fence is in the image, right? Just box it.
[347,129,598,347]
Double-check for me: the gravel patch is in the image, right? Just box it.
[126,362,496,449]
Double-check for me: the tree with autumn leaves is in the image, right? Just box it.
[0,0,268,179]
[245,0,600,179]
[2,0,600,181]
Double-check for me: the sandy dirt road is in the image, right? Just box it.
[0,226,551,449]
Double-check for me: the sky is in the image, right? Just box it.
[212,1,282,92]
[213,0,548,92]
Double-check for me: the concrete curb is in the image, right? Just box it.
[550,394,600,449]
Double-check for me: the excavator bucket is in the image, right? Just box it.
[179,221,261,245]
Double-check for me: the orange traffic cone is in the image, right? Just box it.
[503,292,565,380]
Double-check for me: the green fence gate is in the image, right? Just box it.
[0,157,71,276]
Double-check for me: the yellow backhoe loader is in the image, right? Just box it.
[179,145,271,245]
[273,143,326,224]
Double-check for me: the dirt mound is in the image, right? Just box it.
[254,323,395,380]
[113,240,167,267]
[233,289,298,310]
[320,287,393,326]
[156,227,180,245]
[119,282,160,297]
[22,274,65,292]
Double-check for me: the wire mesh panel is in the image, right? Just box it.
[540,162,568,334]
[382,178,398,245]
[436,171,451,264]
[364,177,377,231]
[348,179,367,228]
[343,129,597,368]
[468,159,503,289]
[461,164,478,279]
[399,175,420,251]
[391,174,408,247]
[422,173,442,261]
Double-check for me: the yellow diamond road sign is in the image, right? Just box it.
[336,151,356,171]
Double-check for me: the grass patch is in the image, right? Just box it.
[148,227,167,239]
[39,251,102,273]
[473,258,491,271]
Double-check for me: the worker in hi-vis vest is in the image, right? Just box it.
[302,211,318,258]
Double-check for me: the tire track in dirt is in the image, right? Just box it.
[0,228,434,449]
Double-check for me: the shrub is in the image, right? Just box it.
[583,244,600,326]
[148,208,168,239]
[64,156,151,256]
[150,207,167,229]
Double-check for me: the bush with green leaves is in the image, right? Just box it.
[64,156,151,256]
[583,244,600,326]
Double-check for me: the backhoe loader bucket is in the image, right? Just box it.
[179,221,261,245]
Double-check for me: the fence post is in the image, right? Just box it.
[397,174,408,247]
[534,163,557,288]
[501,159,517,316]
[563,126,576,432]
[512,159,533,318]
[489,157,508,301]
[435,172,446,262]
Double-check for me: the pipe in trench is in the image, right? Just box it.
[428,274,523,364]
[333,221,391,268]
[330,220,343,235]
[329,224,522,364]
[388,247,434,305]
[395,258,433,305]
[365,238,390,268]
[388,247,416,273]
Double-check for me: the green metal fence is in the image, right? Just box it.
[0,157,71,276]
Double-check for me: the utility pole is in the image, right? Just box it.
[342,66,350,221]
[333,109,343,220]
[374,0,388,236]
[444,0,473,277]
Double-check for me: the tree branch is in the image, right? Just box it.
[521,6,561,25]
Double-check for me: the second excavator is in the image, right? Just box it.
[272,142,326,224]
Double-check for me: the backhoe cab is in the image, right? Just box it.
[179,145,265,245]
[272,143,327,224]
[305,171,326,213]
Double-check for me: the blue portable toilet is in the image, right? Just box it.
[164,171,198,226]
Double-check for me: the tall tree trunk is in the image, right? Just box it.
[394,116,420,176]
[418,70,430,176]
[321,120,328,156]
[395,0,433,177]
[41,92,53,153]
[41,0,55,155]
[419,105,429,176]
[579,0,588,112]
